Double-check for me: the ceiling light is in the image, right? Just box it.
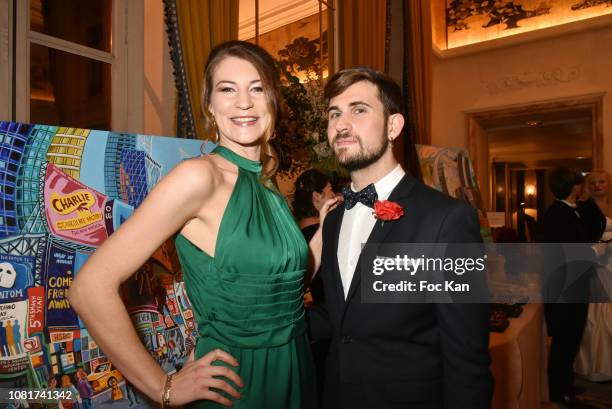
[526,120,543,127]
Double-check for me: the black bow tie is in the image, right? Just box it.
[342,184,378,209]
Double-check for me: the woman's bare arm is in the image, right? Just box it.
[307,197,342,283]
[69,159,243,407]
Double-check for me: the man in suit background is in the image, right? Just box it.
[540,167,604,407]
[308,67,493,409]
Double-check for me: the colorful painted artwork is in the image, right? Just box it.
[446,0,612,48]
[416,144,492,241]
[0,121,206,408]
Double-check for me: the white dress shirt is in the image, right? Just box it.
[560,199,577,209]
[338,165,405,298]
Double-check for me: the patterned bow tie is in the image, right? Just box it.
[342,184,378,209]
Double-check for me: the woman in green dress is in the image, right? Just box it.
[70,41,341,408]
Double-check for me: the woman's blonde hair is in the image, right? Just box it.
[583,169,612,199]
[200,41,282,183]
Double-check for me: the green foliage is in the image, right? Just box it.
[272,36,343,179]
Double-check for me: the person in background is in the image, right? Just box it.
[292,168,338,288]
[5,320,15,355]
[69,40,340,409]
[309,66,493,409]
[540,167,606,407]
[108,377,125,401]
[125,379,141,407]
[46,376,61,409]
[61,374,81,409]
[291,168,338,402]
[576,170,607,243]
[0,320,6,357]
[11,320,22,354]
[575,169,612,382]
[75,367,93,409]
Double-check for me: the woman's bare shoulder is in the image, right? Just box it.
[164,155,223,200]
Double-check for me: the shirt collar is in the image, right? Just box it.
[559,199,577,209]
[350,164,405,201]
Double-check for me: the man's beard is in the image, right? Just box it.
[332,122,389,172]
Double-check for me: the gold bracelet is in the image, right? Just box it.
[162,373,174,409]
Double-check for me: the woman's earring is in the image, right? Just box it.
[210,115,219,143]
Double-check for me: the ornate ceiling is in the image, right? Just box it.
[433,0,612,50]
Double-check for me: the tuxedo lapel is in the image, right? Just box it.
[324,206,346,307]
[343,174,417,306]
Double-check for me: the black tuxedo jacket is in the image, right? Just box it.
[541,200,591,244]
[540,200,600,303]
[576,198,606,243]
[309,173,493,409]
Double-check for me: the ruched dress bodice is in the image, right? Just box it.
[175,145,316,408]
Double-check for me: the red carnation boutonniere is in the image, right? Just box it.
[373,200,404,225]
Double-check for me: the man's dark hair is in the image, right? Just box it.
[324,66,405,119]
[548,167,583,200]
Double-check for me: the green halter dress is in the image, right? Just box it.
[175,145,317,409]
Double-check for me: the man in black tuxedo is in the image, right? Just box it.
[540,167,604,407]
[308,67,493,409]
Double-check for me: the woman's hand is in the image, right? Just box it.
[168,348,244,407]
[307,196,343,281]
[318,196,343,226]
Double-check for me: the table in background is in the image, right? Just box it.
[490,303,549,409]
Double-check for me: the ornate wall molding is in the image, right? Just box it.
[238,0,324,40]
[481,65,583,94]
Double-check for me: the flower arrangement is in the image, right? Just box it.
[272,36,341,179]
